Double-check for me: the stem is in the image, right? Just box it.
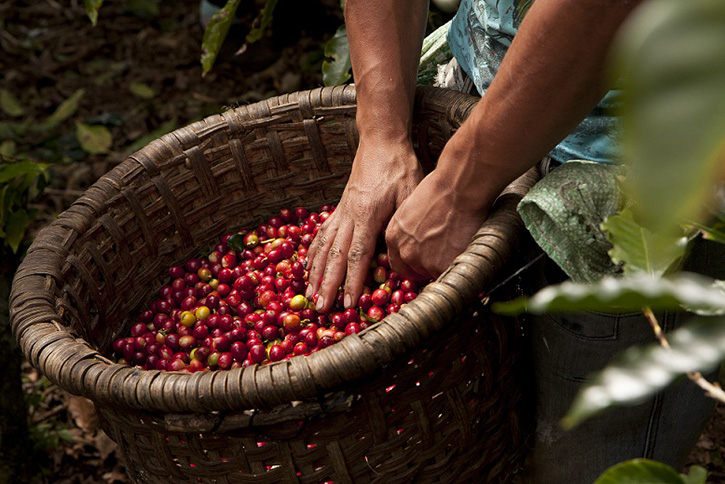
[642,306,725,404]
[642,306,669,349]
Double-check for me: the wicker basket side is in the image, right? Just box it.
[98,300,529,484]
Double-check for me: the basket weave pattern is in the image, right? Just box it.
[11,86,538,483]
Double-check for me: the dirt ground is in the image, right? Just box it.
[3,0,724,482]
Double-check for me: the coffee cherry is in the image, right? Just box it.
[249,344,266,363]
[371,288,390,307]
[195,306,211,321]
[268,345,285,362]
[366,306,385,323]
[231,341,248,362]
[180,311,196,328]
[218,352,233,369]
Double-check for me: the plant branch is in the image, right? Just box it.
[642,306,725,404]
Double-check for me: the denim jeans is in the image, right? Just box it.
[522,237,724,483]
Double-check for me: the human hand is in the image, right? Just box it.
[385,167,491,280]
[305,138,424,312]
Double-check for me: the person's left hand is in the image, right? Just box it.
[385,167,491,280]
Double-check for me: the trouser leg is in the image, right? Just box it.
[523,238,724,484]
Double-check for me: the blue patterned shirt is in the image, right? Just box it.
[447,0,621,163]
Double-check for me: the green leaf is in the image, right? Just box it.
[681,466,708,484]
[245,0,279,44]
[690,218,725,245]
[322,25,352,86]
[493,272,725,315]
[34,89,85,132]
[4,209,31,253]
[603,208,689,277]
[615,0,725,235]
[84,0,104,26]
[200,0,242,75]
[57,428,75,444]
[227,233,246,251]
[0,160,47,184]
[563,315,725,428]
[76,122,112,155]
[594,459,683,484]
[129,82,155,100]
[0,89,25,117]
[124,0,159,19]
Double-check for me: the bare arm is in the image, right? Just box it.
[387,0,644,278]
[305,0,429,312]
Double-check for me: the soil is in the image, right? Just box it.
[2,0,724,482]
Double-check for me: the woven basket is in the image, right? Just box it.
[11,85,539,483]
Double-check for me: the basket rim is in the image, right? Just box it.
[10,85,539,413]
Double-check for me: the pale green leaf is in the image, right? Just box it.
[129,82,155,100]
[0,140,16,157]
[322,25,351,86]
[684,280,725,316]
[245,0,279,44]
[4,209,31,253]
[690,218,725,245]
[594,459,683,484]
[0,160,47,184]
[0,89,25,117]
[34,89,85,131]
[681,466,708,484]
[563,315,725,428]
[201,0,241,75]
[603,208,689,276]
[84,0,104,26]
[615,0,725,235]
[76,122,112,155]
[493,272,725,315]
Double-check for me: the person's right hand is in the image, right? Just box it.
[305,137,424,313]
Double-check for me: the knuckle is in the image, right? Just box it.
[327,245,343,260]
[316,234,329,248]
[347,243,367,265]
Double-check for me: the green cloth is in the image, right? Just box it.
[518,161,625,283]
[417,21,453,86]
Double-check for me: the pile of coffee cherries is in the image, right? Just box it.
[111,205,423,372]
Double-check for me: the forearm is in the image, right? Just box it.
[345,0,429,142]
[437,0,643,209]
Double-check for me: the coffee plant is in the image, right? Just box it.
[495,0,725,480]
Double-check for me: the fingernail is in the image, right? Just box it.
[344,294,352,308]
[305,286,313,298]
[315,296,325,311]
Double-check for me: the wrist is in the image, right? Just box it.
[433,128,510,212]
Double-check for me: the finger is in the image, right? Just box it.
[305,217,340,298]
[342,225,376,309]
[316,222,354,313]
[305,210,338,267]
